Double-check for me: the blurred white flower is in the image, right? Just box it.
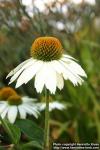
[0,95,39,124]
[37,101,65,111]
[7,37,87,94]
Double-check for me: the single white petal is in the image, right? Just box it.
[0,103,7,114]
[39,103,46,111]
[18,105,26,119]
[35,63,46,93]
[1,106,9,119]
[16,60,43,88]
[44,63,57,94]
[63,54,77,61]
[22,96,37,103]
[6,58,33,78]
[36,103,45,111]
[7,106,18,123]
[56,73,64,90]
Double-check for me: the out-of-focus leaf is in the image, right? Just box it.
[15,119,44,147]
[22,141,43,149]
[80,46,94,73]
[5,120,21,144]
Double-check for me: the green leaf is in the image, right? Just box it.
[15,119,44,147]
[5,120,21,144]
[22,141,43,149]
[0,147,5,150]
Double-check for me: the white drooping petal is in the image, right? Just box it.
[35,63,46,93]
[16,60,43,88]
[59,60,83,85]
[56,73,64,90]
[7,106,18,123]
[38,103,45,111]
[1,106,9,119]
[61,60,84,85]
[22,104,39,118]
[35,61,64,94]
[9,68,25,84]
[18,105,26,119]
[44,63,57,94]
[38,102,65,111]
[51,60,63,74]
[22,96,37,103]
[35,62,57,94]
[49,102,65,111]
[29,105,40,115]
[61,56,87,77]
[63,54,77,61]
[9,59,36,84]
[6,58,33,78]
[0,103,7,114]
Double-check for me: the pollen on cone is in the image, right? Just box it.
[31,37,63,61]
[7,94,22,105]
[0,87,17,100]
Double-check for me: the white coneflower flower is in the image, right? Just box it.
[6,37,87,94]
[0,94,40,124]
[38,101,65,111]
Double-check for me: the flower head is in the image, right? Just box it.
[7,95,22,105]
[0,93,40,123]
[6,36,87,94]
[31,37,63,61]
[38,101,65,112]
[0,87,17,100]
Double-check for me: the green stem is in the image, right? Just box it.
[0,115,21,150]
[44,88,50,150]
[0,115,15,143]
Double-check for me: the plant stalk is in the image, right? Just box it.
[0,115,21,150]
[44,88,50,150]
[0,115,15,143]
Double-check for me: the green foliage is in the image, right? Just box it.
[0,0,100,146]
[15,119,44,149]
[22,141,43,150]
[5,120,21,144]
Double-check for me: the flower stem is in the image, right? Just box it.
[0,115,20,150]
[44,88,50,150]
[0,115,15,143]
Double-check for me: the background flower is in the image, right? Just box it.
[37,101,65,111]
[0,87,39,123]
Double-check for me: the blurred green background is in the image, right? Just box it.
[0,0,100,144]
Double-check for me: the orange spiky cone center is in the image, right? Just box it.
[31,37,63,61]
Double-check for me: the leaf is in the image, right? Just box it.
[22,141,43,149]
[0,147,5,150]
[15,119,44,147]
[5,120,21,144]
